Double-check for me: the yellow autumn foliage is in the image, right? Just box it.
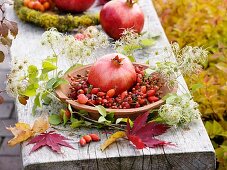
[153,0,227,168]
[7,116,49,146]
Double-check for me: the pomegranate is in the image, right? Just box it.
[54,0,95,12]
[100,0,144,39]
[98,0,111,5]
[88,53,136,94]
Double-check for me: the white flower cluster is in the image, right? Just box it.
[155,61,179,88]
[41,27,109,65]
[6,57,30,97]
[113,28,141,54]
[159,94,200,126]
[152,43,208,88]
[171,42,208,76]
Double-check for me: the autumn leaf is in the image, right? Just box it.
[131,111,150,134]
[100,112,171,151]
[100,131,126,151]
[127,135,145,149]
[6,123,33,147]
[27,131,74,154]
[126,112,171,149]
[32,116,49,133]
[7,116,50,146]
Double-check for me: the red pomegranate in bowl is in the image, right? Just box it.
[88,53,137,95]
[54,0,95,12]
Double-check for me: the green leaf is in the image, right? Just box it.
[46,78,57,90]
[34,93,42,107]
[32,93,41,115]
[41,92,52,105]
[28,65,38,79]
[39,73,48,81]
[98,116,107,123]
[205,120,224,138]
[191,83,204,92]
[70,117,78,123]
[52,78,68,89]
[60,109,68,125]
[42,61,57,74]
[123,44,141,54]
[140,38,155,47]
[63,112,69,125]
[116,118,133,127]
[96,105,107,117]
[49,114,62,125]
[70,120,85,128]
[106,112,115,123]
[45,56,57,63]
[127,55,136,62]
[22,83,39,97]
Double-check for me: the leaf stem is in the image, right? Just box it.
[73,111,125,131]
[45,90,62,102]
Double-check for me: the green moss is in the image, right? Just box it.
[14,0,100,32]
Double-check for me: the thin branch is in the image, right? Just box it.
[73,111,125,131]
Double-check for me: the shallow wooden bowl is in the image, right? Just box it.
[56,63,177,120]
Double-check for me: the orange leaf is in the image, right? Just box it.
[6,123,33,147]
[32,116,49,133]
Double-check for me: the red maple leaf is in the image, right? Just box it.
[126,112,172,149]
[27,131,74,154]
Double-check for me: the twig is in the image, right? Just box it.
[73,111,125,131]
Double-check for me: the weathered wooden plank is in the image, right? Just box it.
[5,0,216,169]
[0,119,17,137]
[0,137,21,156]
[0,102,14,119]
[0,156,23,170]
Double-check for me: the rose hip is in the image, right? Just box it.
[97,92,106,97]
[91,88,100,94]
[77,94,88,104]
[79,138,86,147]
[89,134,100,141]
[83,135,92,143]
[141,86,146,94]
[147,89,156,97]
[69,65,163,109]
[148,96,159,103]
[106,89,115,98]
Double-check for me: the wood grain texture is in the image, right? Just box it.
[6,0,216,169]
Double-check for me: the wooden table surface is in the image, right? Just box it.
[7,0,215,169]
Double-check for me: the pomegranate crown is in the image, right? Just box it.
[111,55,125,66]
[126,0,138,6]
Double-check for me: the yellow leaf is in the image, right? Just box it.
[6,116,50,147]
[100,131,126,151]
[6,123,33,147]
[32,116,49,133]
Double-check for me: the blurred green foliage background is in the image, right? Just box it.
[152,0,227,169]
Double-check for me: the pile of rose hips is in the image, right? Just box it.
[23,0,52,12]
[79,134,100,147]
[68,65,164,109]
